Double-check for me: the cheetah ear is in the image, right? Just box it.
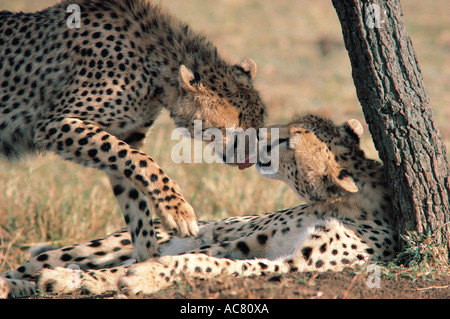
[346,119,364,140]
[235,58,257,79]
[179,65,201,92]
[332,170,358,194]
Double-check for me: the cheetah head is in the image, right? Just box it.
[172,58,267,168]
[257,114,366,203]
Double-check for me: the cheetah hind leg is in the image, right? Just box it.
[37,266,128,296]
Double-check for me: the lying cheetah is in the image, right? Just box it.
[0,0,266,262]
[1,114,398,298]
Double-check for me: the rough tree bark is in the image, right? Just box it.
[331,0,450,254]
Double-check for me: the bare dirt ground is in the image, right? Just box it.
[21,269,450,300]
[158,271,450,299]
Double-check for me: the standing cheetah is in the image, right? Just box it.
[0,0,266,262]
[1,114,398,298]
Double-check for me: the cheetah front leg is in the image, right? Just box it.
[35,118,199,262]
[107,134,161,260]
[108,175,161,260]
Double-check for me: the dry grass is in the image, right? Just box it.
[1,0,449,276]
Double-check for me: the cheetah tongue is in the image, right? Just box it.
[238,154,256,170]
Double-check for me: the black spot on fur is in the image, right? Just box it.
[118,149,127,158]
[37,254,49,262]
[120,239,131,245]
[139,160,147,168]
[113,185,125,196]
[258,262,268,270]
[88,241,102,248]
[257,234,268,246]
[128,188,139,200]
[301,247,313,260]
[236,241,250,255]
[61,254,72,262]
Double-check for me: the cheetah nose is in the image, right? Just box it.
[238,154,256,170]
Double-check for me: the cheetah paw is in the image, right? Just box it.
[118,260,172,296]
[0,277,36,298]
[158,198,199,238]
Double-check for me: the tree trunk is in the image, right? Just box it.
[331,0,450,253]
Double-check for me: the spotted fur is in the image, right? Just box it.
[0,0,266,264]
[1,115,398,298]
